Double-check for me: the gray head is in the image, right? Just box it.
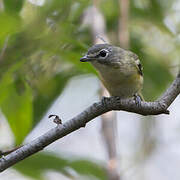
[80,44,125,65]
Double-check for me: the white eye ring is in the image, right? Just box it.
[99,49,109,58]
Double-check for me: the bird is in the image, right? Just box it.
[80,43,144,102]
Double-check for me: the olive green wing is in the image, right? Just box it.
[129,52,143,76]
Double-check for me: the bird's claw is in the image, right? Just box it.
[134,94,142,107]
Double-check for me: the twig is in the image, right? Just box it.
[0,71,179,172]
[118,0,129,49]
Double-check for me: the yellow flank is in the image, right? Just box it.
[96,65,143,98]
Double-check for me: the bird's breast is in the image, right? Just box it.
[93,63,143,98]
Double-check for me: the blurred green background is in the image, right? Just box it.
[0,0,179,179]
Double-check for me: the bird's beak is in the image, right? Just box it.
[80,55,91,62]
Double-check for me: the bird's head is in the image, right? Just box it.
[80,44,124,66]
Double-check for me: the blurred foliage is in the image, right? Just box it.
[3,0,25,14]
[0,0,179,179]
[0,62,33,144]
[0,0,94,145]
[14,152,107,180]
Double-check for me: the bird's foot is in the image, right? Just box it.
[133,94,142,107]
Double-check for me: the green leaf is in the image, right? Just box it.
[0,13,21,46]
[3,0,25,14]
[0,64,33,145]
[14,153,68,180]
[70,159,107,180]
[14,152,107,180]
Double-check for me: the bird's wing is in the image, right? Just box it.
[129,52,143,76]
[135,59,143,76]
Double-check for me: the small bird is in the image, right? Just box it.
[80,44,144,101]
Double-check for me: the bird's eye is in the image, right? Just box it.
[99,49,108,58]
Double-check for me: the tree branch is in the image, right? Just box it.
[0,72,179,172]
